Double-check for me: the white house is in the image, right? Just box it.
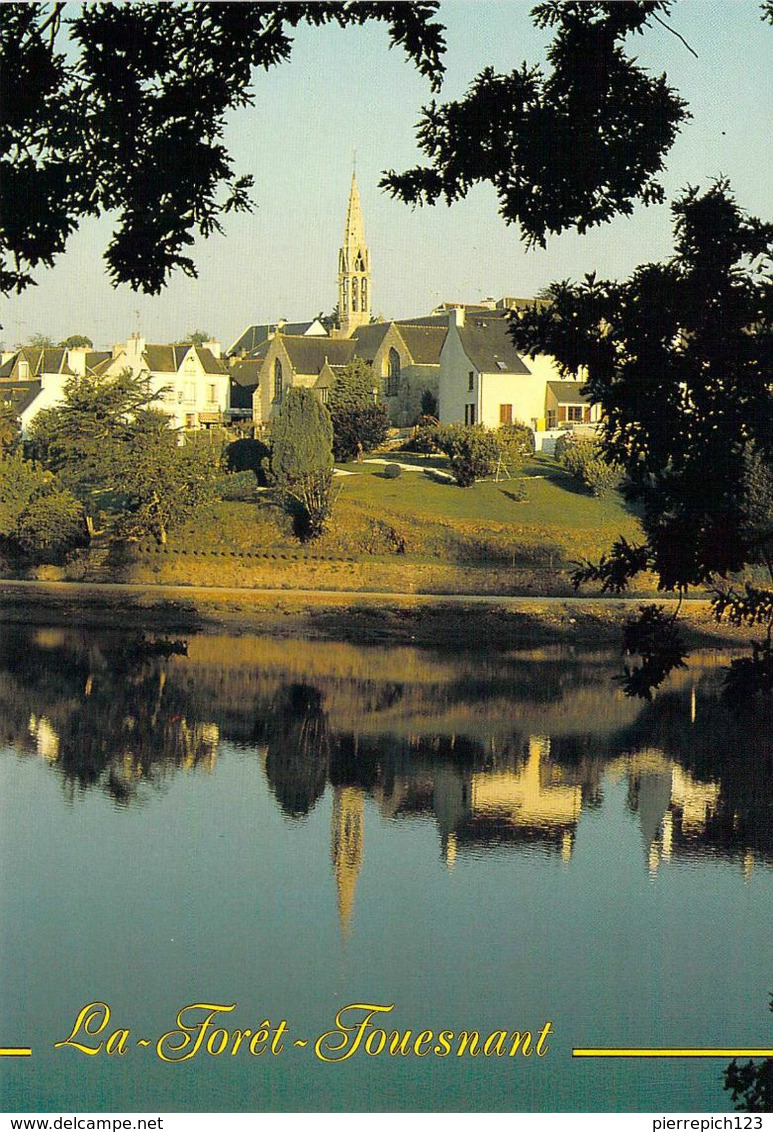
[438,308,597,433]
[107,335,230,430]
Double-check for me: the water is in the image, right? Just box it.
[1,627,771,1112]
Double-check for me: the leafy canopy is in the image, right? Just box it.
[382,1,689,246]
[3,1,697,292]
[2,1,445,295]
[512,181,773,591]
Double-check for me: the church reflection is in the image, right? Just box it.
[2,628,771,936]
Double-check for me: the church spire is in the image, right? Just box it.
[337,172,371,337]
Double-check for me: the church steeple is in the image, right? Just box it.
[337,173,371,337]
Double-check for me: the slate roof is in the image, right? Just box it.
[546,381,590,405]
[84,351,113,376]
[394,324,447,365]
[350,322,392,362]
[0,380,42,415]
[281,336,356,375]
[143,344,228,375]
[230,360,261,389]
[0,347,74,379]
[229,320,327,357]
[457,318,531,375]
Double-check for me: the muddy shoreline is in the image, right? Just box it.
[0,578,751,650]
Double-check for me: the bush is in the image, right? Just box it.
[557,436,621,496]
[401,424,443,454]
[225,438,272,486]
[383,463,401,479]
[330,403,390,461]
[271,388,335,540]
[214,470,259,501]
[15,490,88,560]
[439,424,501,487]
[496,422,535,463]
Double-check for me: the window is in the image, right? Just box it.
[465,403,476,426]
[361,278,368,310]
[273,358,283,403]
[499,404,513,425]
[567,405,583,422]
[386,348,401,396]
[185,413,196,428]
[183,381,195,402]
[342,280,349,312]
[208,384,217,404]
[18,360,29,381]
[467,371,474,392]
[352,277,359,312]
[320,388,329,404]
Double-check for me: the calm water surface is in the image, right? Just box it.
[0,626,771,1112]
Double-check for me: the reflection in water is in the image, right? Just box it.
[2,629,772,937]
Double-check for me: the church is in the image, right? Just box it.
[227,175,595,437]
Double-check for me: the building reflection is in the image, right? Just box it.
[1,628,771,939]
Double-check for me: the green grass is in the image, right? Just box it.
[161,454,644,569]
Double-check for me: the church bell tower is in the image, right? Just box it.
[337,172,371,337]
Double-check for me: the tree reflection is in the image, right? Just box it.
[724,995,773,1112]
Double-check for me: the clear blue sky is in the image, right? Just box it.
[2,0,771,352]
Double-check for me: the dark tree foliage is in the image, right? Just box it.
[514,181,773,693]
[724,996,773,1112]
[1,1,445,295]
[382,1,688,246]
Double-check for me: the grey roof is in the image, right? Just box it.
[457,318,531,375]
[281,336,356,375]
[547,381,591,405]
[0,380,42,415]
[395,324,447,365]
[229,320,327,357]
[0,347,74,379]
[143,344,227,375]
[230,359,261,388]
[350,322,392,362]
[84,351,113,376]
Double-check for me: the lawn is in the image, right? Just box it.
[166,452,644,571]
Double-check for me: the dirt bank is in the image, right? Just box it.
[0,578,751,650]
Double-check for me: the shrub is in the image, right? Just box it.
[15,489,88,560]
[383,463,401,479]
[419,389,438,418]
[496,422,535,463]
[271,388,335,540]
[330,404,390,461]
[402,424,443,454]
[439,424,500,487]
[558,435,622,496]
[225,437,272,485]
[214,470,259,501]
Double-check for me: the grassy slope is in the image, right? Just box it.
[169,453,644,570]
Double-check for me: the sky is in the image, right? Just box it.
[2,0,771,353]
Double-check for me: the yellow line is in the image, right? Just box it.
[573,1049,773,1058]
[0,1048,32,1057]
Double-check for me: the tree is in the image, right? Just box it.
[174,330,213,347]
[328,359,389,460]
[58,334,93,348]
[23,334,55,349]
[0,449,87,560]
[28,369,161,529]
[511,181,773,689]
[382,1,689,246]
[2,2,446,295]
[0,403,20,455]
[115,426,217,546]
[28,368,217,543]
[438,424,501,487]
[270,387,335,540]
[2,2,697,296]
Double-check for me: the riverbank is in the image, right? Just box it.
[0,578,751,649]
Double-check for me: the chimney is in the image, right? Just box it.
[203,338,221,359]
[452,307,465,328]
[67,346,87,376]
